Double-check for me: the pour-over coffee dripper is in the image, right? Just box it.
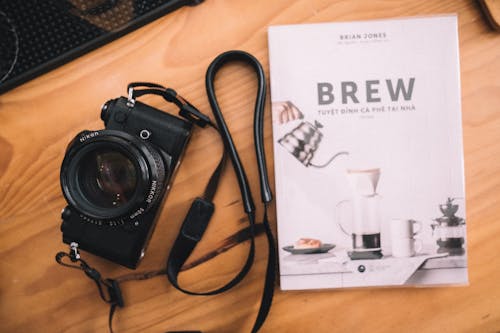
[278,120,348,168]
[336,168,384,260]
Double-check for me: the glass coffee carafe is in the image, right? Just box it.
[336,168,383,259]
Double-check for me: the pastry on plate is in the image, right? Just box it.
[294,238,322,249]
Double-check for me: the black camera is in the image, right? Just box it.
[60,95,193,269]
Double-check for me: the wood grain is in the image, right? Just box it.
[1,1,499,332]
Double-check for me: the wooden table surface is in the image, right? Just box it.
[1,1,499,332]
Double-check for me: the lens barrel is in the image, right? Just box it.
[60,130,167,222]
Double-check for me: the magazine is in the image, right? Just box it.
[268,15,468,289]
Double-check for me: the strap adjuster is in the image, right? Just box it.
[165,88,211,128]
[180,198,214,242]
[179,103,211,128]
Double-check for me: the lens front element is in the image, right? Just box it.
[79,149,137,209]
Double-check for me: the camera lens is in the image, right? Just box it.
[78,149,137,209]
[61,130,168,221]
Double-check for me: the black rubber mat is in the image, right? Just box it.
[0,0,203,94]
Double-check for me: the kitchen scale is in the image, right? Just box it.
[0,0,203,94]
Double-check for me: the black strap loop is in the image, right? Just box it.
[206,51,273,206]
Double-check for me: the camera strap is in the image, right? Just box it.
[56,50,276,333]
[167,50,277,332]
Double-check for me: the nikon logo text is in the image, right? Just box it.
[79,131,99,142]
[146,180,157,203]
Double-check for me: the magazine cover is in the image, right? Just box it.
[268,15,468,290]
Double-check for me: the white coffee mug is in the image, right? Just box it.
[391,238,423,258]
[390,219,422,239]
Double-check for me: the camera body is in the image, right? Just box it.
[60,97,192,269]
